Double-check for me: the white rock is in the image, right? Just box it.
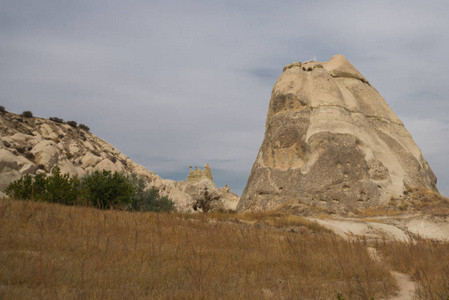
[94,159,124,173]
[20,163,37,174]
[238,55,438,212]
[81,152,101,168]
[32,140,59,167]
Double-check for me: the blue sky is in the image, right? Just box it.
[1,0,448,196]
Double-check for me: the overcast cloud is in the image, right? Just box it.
[1,0,448,196]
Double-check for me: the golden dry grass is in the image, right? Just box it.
[349,188,449,218]
[404,188,449,216]
[0,199,399,299]
[376,237,449,299]
[206,210,331,233]
[350,207,404,218]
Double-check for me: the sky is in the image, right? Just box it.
[1,0,448,197]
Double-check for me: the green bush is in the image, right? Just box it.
[5,167,79,205]
[127,174,175,212]
[66,120,77,128]
[49,117,64,123]
[21,111,33,118]
[80,170,135,209]
[5,174,34,200]
[44,167,80,205]
[0,106,5,113]
[78,124,90,131]
[5,169,175,212]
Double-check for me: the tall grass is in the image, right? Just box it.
[377,237,449,299]
[0,199,397,299]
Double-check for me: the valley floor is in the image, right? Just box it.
[1,199,448,299]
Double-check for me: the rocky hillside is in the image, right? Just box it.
[0,109,238,211]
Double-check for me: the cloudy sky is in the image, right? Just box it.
[1,0,448,196]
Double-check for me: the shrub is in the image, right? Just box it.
[0,105,5,113]
[78,124,90,131]
[49,117,64,123]
[80,170,135,209]
[5,174,34,200]
[66,120,77,128]
[5,167,79,205]
[16,147,26,154]
[21,111,33,118]
[127,174,175,212]
[137,188,174,212]
[44,167,79,205]
[5,169,175,212]
[193,187,219,212]
[25,151,35,160]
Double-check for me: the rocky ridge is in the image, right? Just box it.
[0,110,238,211]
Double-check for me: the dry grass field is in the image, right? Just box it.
[377,238,449,299]
[0,198,448,299]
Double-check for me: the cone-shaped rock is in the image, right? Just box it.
[237,55,438,212]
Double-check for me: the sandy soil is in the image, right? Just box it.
[308,215,449,241]
[389,271,416,300]
[308,215,449,299]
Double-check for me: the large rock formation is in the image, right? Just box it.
[0,110,238,211]
[238,55,438,212]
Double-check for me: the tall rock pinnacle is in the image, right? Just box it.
[237,55,438,212]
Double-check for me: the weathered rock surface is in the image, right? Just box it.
[0,111,238,211]
[238,55,438,212]
[173,164,239,212]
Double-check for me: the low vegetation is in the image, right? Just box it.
[78,123,90,131]
[377,237,449,299]
[1,196,449,298]
[346,188,449,218]
[0,199,398,299]
[21,110,33,118]
[66,120,77,128]
[49,116,64,123]
[5,168,174,212]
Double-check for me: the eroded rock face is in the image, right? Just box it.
[238,55,438,212]
[175,164,240,212]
